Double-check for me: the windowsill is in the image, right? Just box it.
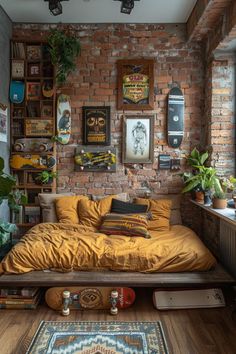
[191,200,236,227]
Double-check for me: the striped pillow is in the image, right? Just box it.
[99,213,150,238]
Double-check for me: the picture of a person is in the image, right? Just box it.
[58,109,71,132]
[132,121,147,155]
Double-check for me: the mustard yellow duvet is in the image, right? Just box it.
[0,223,216,274]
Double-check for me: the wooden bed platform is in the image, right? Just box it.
[0,263,235,287]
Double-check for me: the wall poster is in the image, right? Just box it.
[83,106,110,145]
[117,59,154,110]
[0,103,8,143]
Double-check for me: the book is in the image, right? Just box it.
[0,287,39,298]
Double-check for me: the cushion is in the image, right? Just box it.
[38,193,74,223]
[111,198,148,214]
[149,194,182,225]
[134,198,172,231]
[99,213,150,238]
[78,195,115,229]
[55,195,89,224]
[92,193,129,202]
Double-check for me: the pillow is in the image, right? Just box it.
[134,198,172,231]
[38,193,74,223]
[111,198,148,214]
[55,195,89,224]
[78,195,115,229]
[92,193,129,202]
[99,213,150,238]
[147,194,182,225]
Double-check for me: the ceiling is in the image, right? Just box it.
[0,0,197,24]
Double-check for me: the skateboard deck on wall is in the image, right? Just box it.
[56,94,71,144]
[45,286,135,311]
[13,138,53,153]
[167,87,184,148]
[9,81,25,104]
[75,146,117,172]
[10,154,56,170]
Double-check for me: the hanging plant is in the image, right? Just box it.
[48,28,81,85]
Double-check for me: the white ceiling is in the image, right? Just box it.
[0,0,197,24]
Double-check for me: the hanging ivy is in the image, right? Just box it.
[48,28,81,85]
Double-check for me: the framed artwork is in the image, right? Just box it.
[12,60,24,78]
[159,155,171,169]
[27,102,40,118]
[25,119,53,136]
[27,45,41,60]
[117,59,154,110]
[0,103,7,143]
[122,115,154,164]
[28,63,40,77]
[26,82,41,100]
[41,104,53,117]
[83,106,110,145]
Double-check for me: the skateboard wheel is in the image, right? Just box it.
[14,143,24,152]
[62,308,70,316]
[110,307,118,315]
[63,290,70,299]
[39,143,48,152]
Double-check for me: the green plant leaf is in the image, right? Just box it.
[200,152,209,165]
[0,157,4,171]
[182,179,201,193]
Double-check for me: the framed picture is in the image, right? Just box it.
[41,104,53,118]
[27,45,41,60]
[159,155,171,169]
[25,119,53,136]
[27,102,40,117]
[26,82,41,100]
[12,60,24,78]
[123,115,154,163]
[28,63,40,77]
[0,103,7,143]
[83,106,110,145]
[117,59,154,110]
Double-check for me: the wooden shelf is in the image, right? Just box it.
[10,39,56,231]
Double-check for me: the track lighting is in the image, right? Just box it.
[44,0,69,16]
[114,0,140,15]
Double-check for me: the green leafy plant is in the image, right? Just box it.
[213,191,226,199]
[186,147,209,168]
[48,28,81,85]
[0,157,27,246]
[35,171,58,184]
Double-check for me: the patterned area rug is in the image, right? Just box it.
[26,321,169,354]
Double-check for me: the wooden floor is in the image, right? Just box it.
[0,288,236,354]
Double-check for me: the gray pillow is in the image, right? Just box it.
[38,193,74,223]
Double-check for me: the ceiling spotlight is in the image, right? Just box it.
[114,0,140,15]
[44,0,69,16]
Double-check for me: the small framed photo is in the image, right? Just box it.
[12,60,24,78]
[28,63,40,77]
[117,59,154,110]
[83,106,110,145]
[26,82,41,100]
[159,155,171,169]
[123,115,154,164]
[41,104,53,117]
[27,45,41,60]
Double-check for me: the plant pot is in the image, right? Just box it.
[195,191,204,204]
[204,190,212,205]
[212,198,227,209]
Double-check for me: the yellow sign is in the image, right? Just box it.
[123,74,149,103]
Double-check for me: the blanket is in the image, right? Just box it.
[0,223,216,274]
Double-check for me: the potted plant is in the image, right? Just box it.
[182,165,221,205]
[35,171,58,185]
[212,191,227,209]
[48,28,81,85]
[0,157,27,248]
[181,147,209,202]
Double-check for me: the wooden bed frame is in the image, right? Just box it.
[0,263,235,287]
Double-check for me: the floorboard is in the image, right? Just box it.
[0,288,236,354]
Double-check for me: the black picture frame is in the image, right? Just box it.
[83,106,111,146]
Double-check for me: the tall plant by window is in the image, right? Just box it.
[48,28,81,85]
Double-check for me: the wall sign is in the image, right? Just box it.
[83,106,110,145]
[25,119,53,136]
[117,59,154,110]
[122,115,154,163]
[158,155,171,169]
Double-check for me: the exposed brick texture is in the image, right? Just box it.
[13,23,204,198]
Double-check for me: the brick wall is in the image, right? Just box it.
[13,23,204,198]
[204,56,235,176]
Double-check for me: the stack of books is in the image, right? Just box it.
[0,287,42,309]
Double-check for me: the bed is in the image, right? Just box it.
[0,193,235,288]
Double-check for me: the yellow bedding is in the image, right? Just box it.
[0,223,216,274]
